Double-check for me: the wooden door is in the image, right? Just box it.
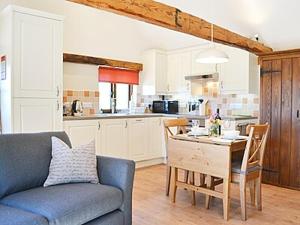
[260,55,300,189]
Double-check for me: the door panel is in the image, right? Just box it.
[291,58,300,188]
[260,60,272,182]
[269,59,281,184]
[147,118,164,158]
[279,59,292,186]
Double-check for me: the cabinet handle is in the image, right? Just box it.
[159,118,162,126]
[56,86,60,97]
[125,121,128,128]
[57,101,59,111]
[98,122,101,130]
[136,119,143,122]
[297,110,299,119]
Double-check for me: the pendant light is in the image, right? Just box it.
[196,23,229,64]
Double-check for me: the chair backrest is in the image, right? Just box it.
[163,118,189,143]
[0,132,71,198]
[241,124,270,173]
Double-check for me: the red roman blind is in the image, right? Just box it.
[98,67,139,85]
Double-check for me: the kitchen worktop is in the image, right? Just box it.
[63,113,258,121]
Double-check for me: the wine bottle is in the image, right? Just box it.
[215,108,222,135]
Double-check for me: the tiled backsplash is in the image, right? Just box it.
[63,90,99,115]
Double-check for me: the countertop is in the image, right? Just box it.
[63,113,258,121]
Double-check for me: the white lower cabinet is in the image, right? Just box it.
[99,119,128,159]
[128,118,148,161]
[63,117,165,164]
[13,98,62,133]
[147,117,165,158]
[63,120,100,153]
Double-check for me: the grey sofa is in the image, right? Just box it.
[0,132,135,225]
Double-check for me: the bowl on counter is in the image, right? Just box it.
[223,130,240,140]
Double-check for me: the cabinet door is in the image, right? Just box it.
[128,118,148,161]
[13,12,63,98]
[155,52,168,93]
[100,119,128,159]
[147,117,164,158]
[63,120,100,153]
[219,47,249,94]
[13,98,62,133]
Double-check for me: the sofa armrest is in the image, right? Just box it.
[97,156,135,225]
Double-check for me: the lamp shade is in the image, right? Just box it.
[196,48,229,64]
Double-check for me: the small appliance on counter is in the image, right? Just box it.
[71,100,83,116]
[152,100,179,114]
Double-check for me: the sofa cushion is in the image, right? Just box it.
[84,210,124,225]
[1,183,123,225]
[0,204,48,225]
[0,132,72,198]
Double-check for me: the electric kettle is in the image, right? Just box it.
[71,100,83,116]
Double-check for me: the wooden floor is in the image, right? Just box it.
[132,165,300,225]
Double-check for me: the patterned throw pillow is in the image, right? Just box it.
[44,137,99,187]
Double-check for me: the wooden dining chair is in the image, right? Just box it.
[164,118,190,196]
[231,124,270,220]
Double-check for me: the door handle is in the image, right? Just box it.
[57,101,59,111]
[125,121,128,128]
[56,86,60,97]
[98,122,101,130]
[297,110,299,118]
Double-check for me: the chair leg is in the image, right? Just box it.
[170,167,178,203]
[205,176,213,209]
[249,180,256,206]
[240,176,247,221]
[189,172,196,206]
[256,177,262,211]
[166,165,171,196]
[199,173,205,186]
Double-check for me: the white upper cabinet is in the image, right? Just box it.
[167,51,191,93]
[140,49,168,95]
[219,45,259,94]
[12,8,63,98]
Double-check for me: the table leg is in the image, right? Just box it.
[205,175,213,209]
[223,178,230,220]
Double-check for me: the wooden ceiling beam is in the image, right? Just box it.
[63,53,143,71]
[67,0,273,54]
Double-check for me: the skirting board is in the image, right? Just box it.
[136,157,166,169]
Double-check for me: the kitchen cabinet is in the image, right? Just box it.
[63,117,165,165]
[63,120,100,153]
[141,49,168,95]
[13,98,62,133]
[128,118,148,160]
[13,10,63,99]
[147,117,165,158]
[167,52,191,93]
[219,45,259,94]
[0,6,63,133]
[260,51,300,190]
[99,119,128,159]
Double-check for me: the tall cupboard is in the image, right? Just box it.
[0,6,63,133]
[259,50,300,189]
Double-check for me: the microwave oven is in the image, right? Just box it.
[152,100,178,114]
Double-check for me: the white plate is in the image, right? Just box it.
[221,135,248,140]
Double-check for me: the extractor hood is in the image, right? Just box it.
[185,73,219,81]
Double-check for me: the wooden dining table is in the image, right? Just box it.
[168,134,247,220]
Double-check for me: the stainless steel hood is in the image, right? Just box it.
[185,72,219,81]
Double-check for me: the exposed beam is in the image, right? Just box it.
[67,0,273,54]
[63,53,143,71]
